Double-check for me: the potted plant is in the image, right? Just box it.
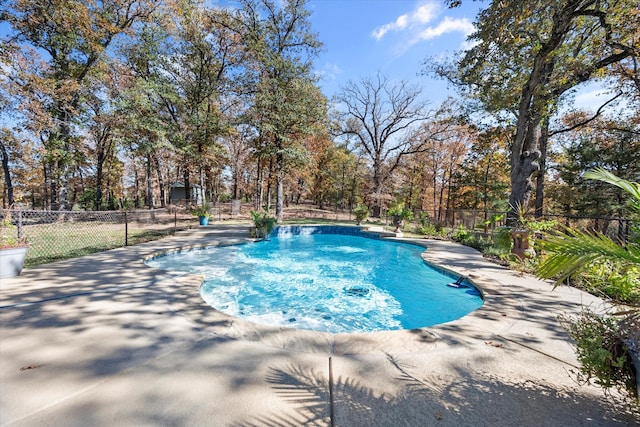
[191,203,211,226]
[387,202,414,233]
[250,210,276,239]
[0,210,29,279]
[352,204,370,225]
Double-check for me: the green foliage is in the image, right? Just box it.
[218,193,232,203]
[492,226,513,252]
[352,205,370,224]
[250,210,276,239]
[78,189,96,211]
[538,227,640,285]
[538,170,640,402]
[0,211,26,248]
[575,264,640,304]
[549,126,640,220]
[536,170,639,288]
[585,168,640,236]
[416,223,446,239]
[387,202,413,221]
[191,204,211,218]
[451,225,470,242]
[450,225,492,252]
[451,127,511,212]
[560,310,637,401]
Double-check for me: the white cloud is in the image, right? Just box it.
[315,63,343,81]
[573,88,607,111]
[415,16,475,42]
[372,1,476,55]
[372,1,440,40]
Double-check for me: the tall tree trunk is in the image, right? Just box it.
[134,167,140,209]
[54,103,74,211]
[232,163,239,200]
[95,146,105,210]
[534,116,550,219]
[183,165,191,205]
[275,151,284,223]
[508,97,543,224]
[371,157,384,217]
[0,140,14,207]
[432,171,438,220]
[146,154,153,208]
[508,17,565,225]
[49,161,58,210]
[43,162,50,210]
[153,153,166,208]
[256,158,263,210]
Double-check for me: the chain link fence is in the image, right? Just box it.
[1,207,195,267]
[405,209,632,242]
[1,204,632,268]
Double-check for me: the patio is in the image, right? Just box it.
[0,224,637,426]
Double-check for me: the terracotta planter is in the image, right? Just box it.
[511,230,535,260]
[0,246,28,279]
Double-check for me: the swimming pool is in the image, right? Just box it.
[145,226,483,333]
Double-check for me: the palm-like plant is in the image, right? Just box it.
[537,168,640,284]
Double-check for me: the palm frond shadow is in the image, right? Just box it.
[229,364,331,427]
[232,355,639,426]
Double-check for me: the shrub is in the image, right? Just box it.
[493,226,513,252]
[560,309,637,402]
[417,223,445,238]
[572,263,640,304]
[451,225,470,242]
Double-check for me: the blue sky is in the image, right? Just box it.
[306,0,609,112]
[307,0,483,105]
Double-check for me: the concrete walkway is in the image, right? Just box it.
[0,224,637,426]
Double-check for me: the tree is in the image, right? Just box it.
[222,124,256,201]
[159,2,240,206]
[547,111,640,228]
[232,0,325,222]
[335,73,430,216]
[0,48,18,207]
[454,126,511,218]
[1,0,157,210]
[438,0,640,225]
[401,115,470,224]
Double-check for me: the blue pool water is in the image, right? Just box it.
[145,226,483,333]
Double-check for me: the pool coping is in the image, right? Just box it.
[133,224,564,358]
[138,224,495,355]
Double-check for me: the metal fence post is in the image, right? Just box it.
[16,206,23,241]
[125,212,128,246]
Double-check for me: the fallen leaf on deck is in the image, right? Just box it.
[484,341,503,348]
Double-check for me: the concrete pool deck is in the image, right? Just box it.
[0,224,638,426]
